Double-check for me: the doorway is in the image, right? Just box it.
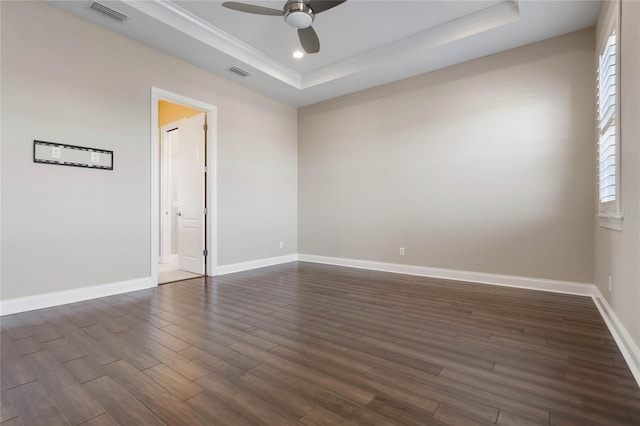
[151,88,218,286]
[159,108,205,283]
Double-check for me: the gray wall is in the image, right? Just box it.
[0,1,298,300]
[298,29,596,283]
[594,0,640,355]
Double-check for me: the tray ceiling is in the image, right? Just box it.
[48,0,600,106]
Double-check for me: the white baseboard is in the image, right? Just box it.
[215,254,298,276]
[0,277,155,316]
[591,287,640,387]
[297,254,594,296]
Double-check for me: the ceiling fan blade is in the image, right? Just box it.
[298,26,320,54]
[221,2,283,16]
[308,0,347,14]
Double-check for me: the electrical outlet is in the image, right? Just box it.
[279,241,284,249]
[608,275,612,292]
[399,247,405,256]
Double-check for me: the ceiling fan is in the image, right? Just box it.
[221,1,348,54]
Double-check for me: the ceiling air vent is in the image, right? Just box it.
[89,1,128,22]
[228,66,251,78]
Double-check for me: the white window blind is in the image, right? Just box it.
[597,31,616,204]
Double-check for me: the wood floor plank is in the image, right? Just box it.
[82,376,165,426]
[63,356,106,384]
[52,323,119,366]
[433,404,497,426]
[29,323,63,343]
[440,366,633,425]
[365,395,435,426]
[183,314,278,350]
[86,331,160,371]
[301,406,357,425]
[23,349,105,424]
[117,329,208,381]
[496,410,547,426]
[6,381,70,426]
[261,332,371,374]
[229,371,316,418]
[162,323,261,370]
[367,362,547,423]
[185,391,258,426]
[229,341,375,406]
[11,336,45,356]
[1,390,19,422]
[270,343,440,415]
[102,360,210,426]
[1,416,25,426]
[178,346,247,382]
[115,315,190,351]
[153,312,238,346]
[249,364,398,425]
[194,373,303,426]
[44,338,85,364]
[50,383,105,425]
[1,316,33,341]
[8,399,65,426]
[0,353,37,391]
[142,363,204,401]
[79,413,119,426]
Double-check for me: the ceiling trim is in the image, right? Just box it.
[302,1,521,89]
[126,0,302,88]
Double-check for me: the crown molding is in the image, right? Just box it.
[126,0,302,88]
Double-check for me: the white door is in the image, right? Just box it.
[177,113,206,274]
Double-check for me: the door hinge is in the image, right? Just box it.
[203,249,208,257]
[203,123,208,132]
[203,208,207,215]
[203,165,208,173]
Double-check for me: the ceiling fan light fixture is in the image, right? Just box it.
[222,0,348,54]
[292,50,304,59]
[284,1,314,29]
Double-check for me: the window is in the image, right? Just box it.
[597,31,617,204]
[596,28,621,230]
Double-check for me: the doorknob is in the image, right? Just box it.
[176,211,182,217]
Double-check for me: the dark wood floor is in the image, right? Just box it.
[1,262,639,426]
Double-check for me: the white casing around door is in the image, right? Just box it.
[177,113,206,274]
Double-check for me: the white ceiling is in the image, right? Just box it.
[48,0,600,107]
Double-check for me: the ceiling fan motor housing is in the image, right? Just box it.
[284,1,314,29]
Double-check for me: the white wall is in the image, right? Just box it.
[0,1,297,300]
[298,29,596,284]
[594,0,640,354]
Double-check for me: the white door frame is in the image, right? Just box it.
[151,87,218,286]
